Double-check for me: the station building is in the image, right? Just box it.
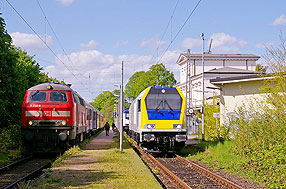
[210,74,272,126]
[174,52,260,133]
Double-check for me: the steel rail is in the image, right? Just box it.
[176,155,242,189]
[4,160,53,189]
[0,156,33,174]
[128,136,191,189]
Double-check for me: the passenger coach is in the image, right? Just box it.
[128,86,187,152]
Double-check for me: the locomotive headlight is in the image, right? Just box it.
[61,120,67,126]
[28,121,33,126]
[47,85,53,90]
[145,124,155,129]
[143,134,155,141]
[173,124,182,129]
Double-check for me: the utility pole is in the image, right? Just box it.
[120,61,123,152]
[185,49,192,134]
[200,33,205,141]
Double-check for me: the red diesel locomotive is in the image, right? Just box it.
[21,82,104,152]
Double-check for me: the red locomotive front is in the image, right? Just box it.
[21,82,86,152]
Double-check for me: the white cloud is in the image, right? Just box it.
[80,40,98,48]
[114,40,129,48]
[181,33,248,53]
[210,33,248,52]
[58,0,74,6]
[272,14,286,26]
[45,49,180,102]
[10,32,53,51]
[181,37,201,49]
[255,42,274,49]
[156,50,181,80]
[140,36,167,49]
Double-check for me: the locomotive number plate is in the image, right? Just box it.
[43,111,52,116]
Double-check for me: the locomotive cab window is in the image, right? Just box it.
[28,91,47,102]
[145,88,182,110]
[138,99,141,112]
[49,92,68,102]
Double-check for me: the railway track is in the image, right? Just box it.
[0,156,55,189]
[128,136,242,189]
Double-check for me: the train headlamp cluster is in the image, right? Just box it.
[173,124,182,129]
[46,85,53,90]
[61,120,67,126]
[27,120,67,126]
[175,134,187,142]
[143,134,155,142]
[145,124,155,129]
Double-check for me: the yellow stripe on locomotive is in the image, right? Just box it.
[140,87,186,130]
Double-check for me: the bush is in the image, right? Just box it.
[228,91,286,187]
[197,96,231,141]
[0,124,23,160]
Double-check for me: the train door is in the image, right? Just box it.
[73,94,79,126]
[94,111,97,130]
[137,99,141,130]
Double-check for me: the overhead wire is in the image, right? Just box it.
[5,0,94,95]
[151,0,180,62]
[156,0,202,64]
[35,0,87,80]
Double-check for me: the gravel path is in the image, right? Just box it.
[82,130,116,150]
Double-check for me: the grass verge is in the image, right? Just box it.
[31,132,161,188]
[185,140,270,187]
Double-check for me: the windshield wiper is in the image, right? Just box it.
[155,99,163,110]
[31,90,39,97]
[164,99,173,111]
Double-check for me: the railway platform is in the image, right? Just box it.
[30,130,161,188]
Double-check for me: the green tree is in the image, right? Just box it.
[91,90,117,123]
[0,16,18,127]
[196,96,230,141]
[146,63,176,86]
[124,71,146,101]
[125,63,176,101]
[255,64,268,73]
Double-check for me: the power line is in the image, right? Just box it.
[151,0,180,62]
[35,0,89,81]
[156,0,202,64]
[5,0,94,95]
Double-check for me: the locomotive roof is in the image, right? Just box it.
[28,82,73,91]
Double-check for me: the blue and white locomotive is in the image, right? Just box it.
[128,86,187,152]
[123,108,130,132]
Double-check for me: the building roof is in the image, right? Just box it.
[177,53,260,65]
[207,67,255,74]
[174,67,258,87]
[210,74,273,85]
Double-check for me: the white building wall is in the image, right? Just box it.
[179,58,257,83]
[218,80,265,125]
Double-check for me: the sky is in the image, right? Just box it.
[1,0,286,102]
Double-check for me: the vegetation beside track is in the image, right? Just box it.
[187,36,286,189]
[184,140,285,188]
[30,134,161,188]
